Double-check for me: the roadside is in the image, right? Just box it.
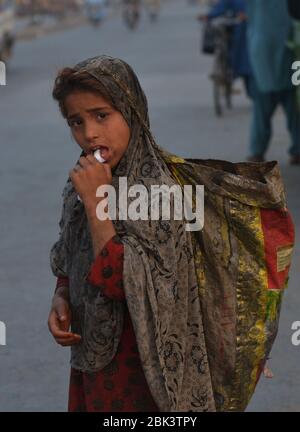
[16,13,88,41]
[14,0,173,42]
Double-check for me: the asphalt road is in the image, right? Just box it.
[0,0,299,411]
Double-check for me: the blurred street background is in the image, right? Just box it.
[0,0,299,411]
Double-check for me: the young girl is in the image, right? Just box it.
[48,55,215,412]
[48,55,294,412]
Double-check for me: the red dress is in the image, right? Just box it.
[56,236,158,412]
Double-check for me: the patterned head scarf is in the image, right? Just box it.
[50,55,216,411]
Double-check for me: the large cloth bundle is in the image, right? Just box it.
[163,152,295,411]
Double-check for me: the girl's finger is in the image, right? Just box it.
[49,317,74,339]
[56,336,81,346]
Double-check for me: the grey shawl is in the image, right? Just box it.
[50,55,215,411]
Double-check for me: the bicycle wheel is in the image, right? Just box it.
[213,79,223,117]
[224,66,233,109]
[225,82,232,109]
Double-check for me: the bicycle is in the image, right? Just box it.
[201,16,241,117]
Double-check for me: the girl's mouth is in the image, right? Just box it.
[99,146,110,161]
[88,145,110,161]
[93,149,105,163]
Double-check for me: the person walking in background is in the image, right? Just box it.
[85,0,106,26]
[246,0,300,165]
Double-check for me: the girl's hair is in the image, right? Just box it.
[52,67,113,118]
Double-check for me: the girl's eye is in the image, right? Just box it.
[96,112,108,120]
[68,119,82,128]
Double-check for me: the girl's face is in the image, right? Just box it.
[64,91,131,170]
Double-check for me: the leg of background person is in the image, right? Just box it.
[280,89,300,158]
[243,75,252,99]
[249,76,277,159]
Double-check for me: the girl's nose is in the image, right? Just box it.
[84,121,99,142]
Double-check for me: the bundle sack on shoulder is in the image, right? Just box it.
[162,151,295,411]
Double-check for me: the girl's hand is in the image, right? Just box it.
[69,154,112,208]
[48,290,81,347]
